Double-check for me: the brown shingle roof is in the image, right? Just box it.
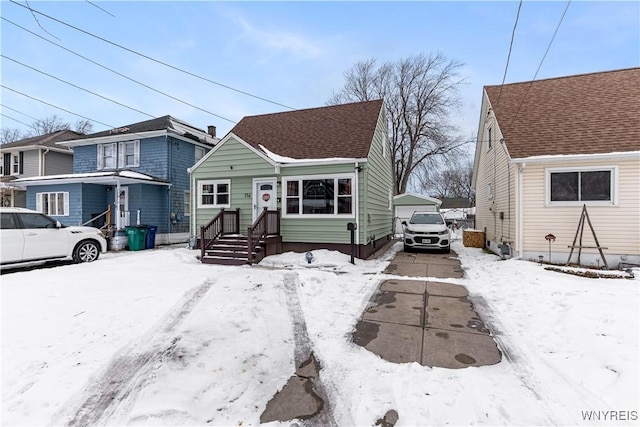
[485,68,640,159]
[229,99,384,160]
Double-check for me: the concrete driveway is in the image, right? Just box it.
[353,249,501,369]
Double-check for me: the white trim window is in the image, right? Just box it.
[184,190,191,216]
[36,192,70,216]
[547,166,616,205]
[283,174,355,217]
[198,179,230,208]
[118,140,140,167]
[97,143,117,169]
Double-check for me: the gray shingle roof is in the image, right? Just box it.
[485,67,640,159]
[230,100,384,160]
[0,129,83,151]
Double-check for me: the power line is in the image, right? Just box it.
[2,54,156,119]
[0,103,40,121]
[494,0,523,111]
[9,0,296,111]
[503,0,572,135]
[85,0,114,17]
[1,113,33,128]
[23,0,59,40]
[1,85,115,128]
[2,17,236,123]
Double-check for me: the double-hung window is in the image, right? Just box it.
[118,140,140,167]
[284,174,354,217]
[198,180,230,208]
[36,192,69,216]
[97,143,117,169]
[547,167,615,205]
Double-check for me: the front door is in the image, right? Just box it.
[253,178,277,221]
[116,186,129,227]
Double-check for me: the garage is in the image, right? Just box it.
[393,193,442,235]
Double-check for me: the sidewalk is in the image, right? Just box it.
[353,249,501,369]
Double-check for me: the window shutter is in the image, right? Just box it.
[19,152,24,174]
[97,145,103,169]
[36,193,42,213]
[63,192,70,216]
[134,140,140,166]
[118,142,124,168]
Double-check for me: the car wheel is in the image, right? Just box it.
[73,240,100,263]
[404,244,412,252]
[444,246,451,254]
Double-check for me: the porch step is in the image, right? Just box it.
[201,256,248,266]
[201,234,263,265]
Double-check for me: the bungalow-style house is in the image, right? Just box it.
[189,99,394,264]
[0,129,83,208]
[472,68,640,268]
[13,116,218,247]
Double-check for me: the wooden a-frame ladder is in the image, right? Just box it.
[566,204,609,269]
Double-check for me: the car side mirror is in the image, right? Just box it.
[401,221,407,226]
[56,221,64,228]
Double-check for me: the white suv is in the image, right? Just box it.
[0,207,107,268]
[402,211,451,253]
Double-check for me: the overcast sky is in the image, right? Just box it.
[1,1,638,144]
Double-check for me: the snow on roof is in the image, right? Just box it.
[258,144,360,164]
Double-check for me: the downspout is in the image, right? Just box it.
[115,179,121,230]
[41,148,50,175]
[191,172,197,245]
[518,162,526,258]
[354,161,360,248]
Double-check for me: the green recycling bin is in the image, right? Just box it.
[126,226,147,251]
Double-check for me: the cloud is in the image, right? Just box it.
[222,7,325,60]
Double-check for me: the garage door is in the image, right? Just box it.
[394,205,437,234]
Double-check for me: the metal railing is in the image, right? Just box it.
[200,208,240,259]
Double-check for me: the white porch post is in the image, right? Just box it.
[115,179,122,230]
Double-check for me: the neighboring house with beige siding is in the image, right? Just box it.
[472,68,640,268]
[189,100,394,265]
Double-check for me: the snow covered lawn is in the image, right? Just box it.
[1,239,638,426]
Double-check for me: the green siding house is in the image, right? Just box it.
[189,100,394,264]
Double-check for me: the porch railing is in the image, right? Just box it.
[82,205,112,235]
[200,208,240,259]
[247,208,281,264]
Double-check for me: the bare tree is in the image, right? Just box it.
[329,53,468,194]
[1,128,25,144]
[418,159,474,203]
[1,115,93,143]
[30,115,70,135]
[73,119,94,134]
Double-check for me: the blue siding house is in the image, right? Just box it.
[14,116,218,247]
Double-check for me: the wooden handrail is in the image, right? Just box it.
[82,205,112,233]
[200,208,240,259]
[247,208,281,264]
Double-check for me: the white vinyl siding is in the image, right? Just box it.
[36,192,70,216]
[522,158,639,257]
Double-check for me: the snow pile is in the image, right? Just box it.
[1,240,638,426]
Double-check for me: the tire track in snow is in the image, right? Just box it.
[282,272,336,427]
[473,294,603,425]
[53,279,216,427]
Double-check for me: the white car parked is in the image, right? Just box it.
[402,211,451,253]
[0,207,107,268]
